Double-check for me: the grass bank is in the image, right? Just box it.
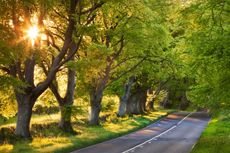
[0,111,169,153]
[191,110,230,153]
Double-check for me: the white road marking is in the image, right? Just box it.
[122,112,193,153]
[177,113,192,125]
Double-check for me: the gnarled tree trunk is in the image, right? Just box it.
[126,88,147,115]
[49,68,76,132]
[146,89,154,111]
[15,93,35,138]
[147,81,168,111]
[147,98,155,111]
[59,104,73,132]
[117,76,135,117]
[89,88,103,125]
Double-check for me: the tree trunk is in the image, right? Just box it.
[15,95,34,138]
[89,88,103,125]
[160,91,172,108]
[89,103,101,125]
[58,68,76,132]
[118,97,126,117]
[117,76,135,117]
[146,89,154,111]
[147,99,155,111]
[179,91,190,110]
[49,68,76,132]
[59,104,73,132]
[126,88,147,115]
[147,83,165,111]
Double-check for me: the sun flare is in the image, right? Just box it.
[27,26,39,39]
[26,25,39,46]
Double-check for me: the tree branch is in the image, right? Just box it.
[33,0,79,99]
[59,36,82,66]
[40,62,64,105]
[81,2,104,14]
[106,57,146,88]
[53,8,69,21]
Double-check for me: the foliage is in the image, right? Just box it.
[181,0,230,109]
[0,91,17,119]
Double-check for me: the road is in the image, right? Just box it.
[71,112,210,153]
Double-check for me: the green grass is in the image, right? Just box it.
[0,111,170,153]
[191,110,230,153]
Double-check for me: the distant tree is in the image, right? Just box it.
[181,0,230,109]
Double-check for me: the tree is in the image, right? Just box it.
[104,0,177,117]
[0,0,89,138]
[117,76,135,116]
[181,0,230,110]
[41,0,104,132]
[74,0,166,125]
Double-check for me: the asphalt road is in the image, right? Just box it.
[71,112,210,153]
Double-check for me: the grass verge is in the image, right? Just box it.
[191,110,230,153]
[0,111,170,153]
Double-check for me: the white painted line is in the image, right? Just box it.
[72,113,173,153]
[122,125,177,153]
[177,113,192,125]
[122,112,193,153]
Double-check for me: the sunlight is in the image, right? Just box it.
[27,25,39,46]
[27,26,39,39]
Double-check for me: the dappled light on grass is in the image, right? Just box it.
[32,137,72,153]
[0,114,60,129]
[0,144,12,153]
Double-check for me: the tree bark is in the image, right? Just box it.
[146,89,154,111]
[117,76,135,117]
[147,81,167,111]
[179,91,190,110]
[49,68,76,132]
[59,104,73,132]
[147,98,155,111]
[160,91,173,108]
[126,88,147,115]
[89,88,103,125]
[58,68,76,132]
[15,94,34,138]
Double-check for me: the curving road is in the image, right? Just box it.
[71,112,210,153]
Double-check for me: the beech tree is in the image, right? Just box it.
[177,0,230,109]
[40,0,104,132]
[0,0,103,138]
[74,0,164,125]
